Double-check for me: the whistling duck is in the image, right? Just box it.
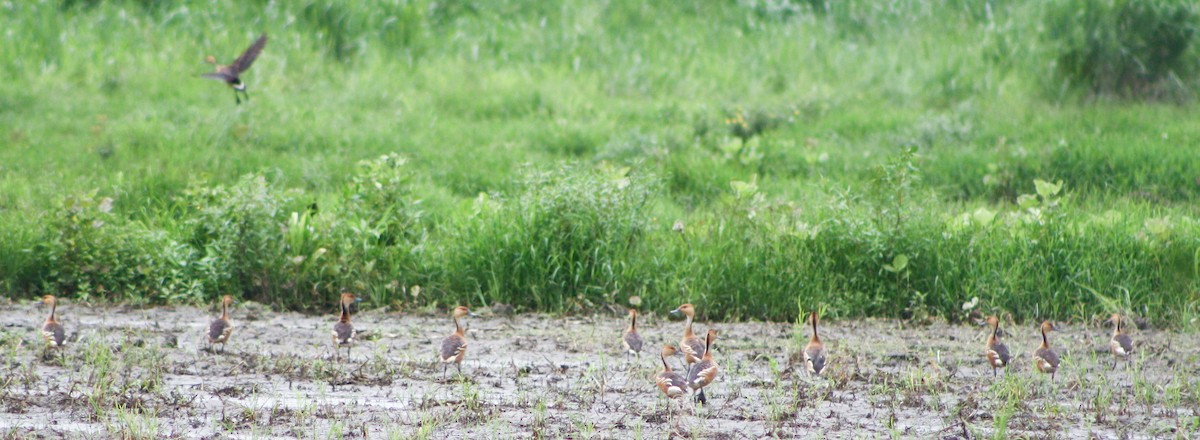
[40,295,66,350]
[1109,314,1134,370]
[202,33,268,104]
[332,292,362,361]
[207,295,235,353]
[439,306,473,380]
[803,312,826,376]
[1032,321,1060,380]
[656,345,689,418]
[686,330,720,405]
[669,304,706,378]
[622,308,643,361]
[985,315,1012,377]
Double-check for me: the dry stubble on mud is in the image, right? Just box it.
[0,300,1198,439]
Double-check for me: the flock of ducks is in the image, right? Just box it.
[181,34,1138,398]
[36,294,1137,410]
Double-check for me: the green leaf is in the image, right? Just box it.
[1034,179,1063,199]
[884,254,909,273]
[729,179,758,199]
[1016,194,1039,209]
[718,137,743,155]
[1145,217,1171,237]
[972,207,996,226]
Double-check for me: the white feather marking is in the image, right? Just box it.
[692,366,718,386]
[986,350,1004,366]
[1110,341,1127,357]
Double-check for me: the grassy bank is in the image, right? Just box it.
[2,0,1199,326]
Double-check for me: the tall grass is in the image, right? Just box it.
[434,165,654,311]
[1,0,1199,326]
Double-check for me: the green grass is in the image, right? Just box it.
[2,0,1200,326]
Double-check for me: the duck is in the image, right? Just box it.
[332,292,362,361]
[655,345,689,418]
[40,295,67,351]
[686,330,719,405]
[985,315,1012,377]
[202,33,268,104]
[622,308,643,361]
[803,311,826,376]
[1108,314,1134,370]
[1032,321,1060,381]
[207,295,235,353]
[669,304,706,379]
[439,306,473,380]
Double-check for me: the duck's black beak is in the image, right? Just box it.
[668,308,683,319]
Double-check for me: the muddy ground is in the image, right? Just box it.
[0,299,1197,439]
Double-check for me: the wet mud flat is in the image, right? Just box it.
[0,301,1197,439]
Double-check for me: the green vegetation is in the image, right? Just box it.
[2,0,1200,325]
[1045,0,1198,100]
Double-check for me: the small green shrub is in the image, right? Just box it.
[183,175,287,302]
[343,153,424,246]
[867,146,923,236]
[1045,0,1199,99]
[330,153,425,306]
[39,191,201,303]
[179,156,426,308]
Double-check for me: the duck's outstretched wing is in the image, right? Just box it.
[230,33,268,75]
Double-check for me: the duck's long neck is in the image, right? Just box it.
[661,354,671,371]
[630,313,637,331]
[683,315,694,337]
[339,302,350,323]
[220,300,229,320]
[991,321,999,339]
[703,333,714,360]
[1113,319,1122,336]
[811,313,820,342]
[1040,327,1049,348]
[454,316,464,335]
[48,300,57,322]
